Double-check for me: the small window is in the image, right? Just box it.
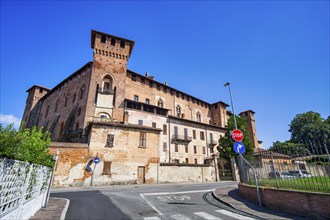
[39,88,43,93]
[194,159,197,164]
[146,99,150,104]
[210,147,214,153]
[138,120,143,126]
[120,40,125,48]
[185,145,188,153]
[163,124,167,135]
[141,78,145,84]
[157,99,164,108]
[152,122,156,128]
[157,84,161,90]
[55,100,60,112]
[72,93,77,103]
[64,95,69,107]
[163,142,167,152]
[176,105,181,117]
[77,107,81,116]
[132,74,137,81]
[134,95,139,102]
[175,144,178,152]
[203,147,206,154]
[103,161,112,175]
[200,131,205,140]
[196,112,201,122]
[106,134,114,147]
[194,145,197,154]
[80,86,86,100]
[193,130,196,139]
[139,132,146,147]
[101,35,106,43]
[185,158,189,164]
[111,38,116,46]
[149,81,153,88]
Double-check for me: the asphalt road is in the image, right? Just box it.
[52,182,258,220]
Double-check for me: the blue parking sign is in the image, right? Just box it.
[94,157,100,164]
[233,142,245,154]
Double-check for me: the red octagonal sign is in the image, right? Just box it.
[231,129,244,142]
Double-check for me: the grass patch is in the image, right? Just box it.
[248,177,330,193]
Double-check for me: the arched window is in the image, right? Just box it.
[79,85,86,99]
[157,99,164,108]
[196,112,201,122]
[55,99,60,112]
[98,112,110,118]
[102,75,113,93]
[72,93,77,103]
[176,105,181,117]
[64,95,69,107]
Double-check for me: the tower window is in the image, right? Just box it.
[72,93,76,103]
[55,100,60,112]
[145,99,150,104]
[176,105,181,117]
[139,132,146,147]
[194,145,197,154]
[196,112,201,122]
[106,134,114,147]
[79,85,86,100]
[101,35,106,43]
[157,99,164,108]
[111,38,116,46]
[120,40,125,48]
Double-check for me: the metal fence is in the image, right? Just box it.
[0,158,52,220]
[237,143,330,193]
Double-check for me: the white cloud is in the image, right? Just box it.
[0,113,21,129]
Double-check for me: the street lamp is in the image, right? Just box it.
[224,82,237,130]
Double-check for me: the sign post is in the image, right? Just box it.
[91,155,100,186]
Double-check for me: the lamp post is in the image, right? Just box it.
[224,82,237,130]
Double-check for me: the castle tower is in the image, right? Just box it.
[87,30,135,122]
[211,101,229,127]
[22,85,50,128]
[239,110,259,148]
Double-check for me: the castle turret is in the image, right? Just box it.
[239,110,259,148]
[87,30,135,122]
[22,85,50,128]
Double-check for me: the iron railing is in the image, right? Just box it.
[237,143,330,193]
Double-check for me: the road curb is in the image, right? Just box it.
[211,189,237,210]
[52,197,70,220]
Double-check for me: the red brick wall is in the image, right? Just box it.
[238,183,330,219]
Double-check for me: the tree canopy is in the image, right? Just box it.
[0,124,54,167]
[217,115,254,161]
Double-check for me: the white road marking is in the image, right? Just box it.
[171,214,191,220]
[194,212,223,220]
[143,217,161,220]
[140,193,164,216]
[215,210,256,220]
[142,189,214,196]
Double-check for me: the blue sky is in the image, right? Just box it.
[1,1,329,148]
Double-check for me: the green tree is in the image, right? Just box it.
[0,124,54,167]
[289,111,330,149]
[217,115,254,161]
[268,141,310,157]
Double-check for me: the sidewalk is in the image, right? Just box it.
[30,197,69,220]
[212,185,308,220]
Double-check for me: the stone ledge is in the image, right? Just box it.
[50,142,89,148]
[160,163,211,167]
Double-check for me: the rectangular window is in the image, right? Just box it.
[185,145,188,153]
[101,35,106,43]
[145,99,150,104]
[75,122,79,130]
[174,126,178,136]
[193,130,196,139]
[184,128,188,139]
[163,142,167,152]
[111,38,116,46]
[149,81,153,88]
[210,147,214,153]
[152,122,156,128]
[138,120,143,126]
[175,144,178,152]
[210,133,214,142]
[194,159,197,164]
[185,158,189,164]
[103,161,112,175]
[203,147,206,154]
[106,134,114,147]
[194,145,197,154]
[200,131,205,140]
[157,84,161,90]
[139,132,146,147]
[163,124,167,135]
[132,75,137,81]
[120,40,125,48]
[134,95,139,102]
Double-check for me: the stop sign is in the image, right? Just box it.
[231,129,244,142]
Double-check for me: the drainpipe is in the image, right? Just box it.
[168,117,171,163]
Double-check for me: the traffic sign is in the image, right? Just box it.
[231,129,244,142]
[94,157,100,164]
[233,142,245,154]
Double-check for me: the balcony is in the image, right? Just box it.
[98,88,114,95]
[171,135,192,144]
[208,140,218,146]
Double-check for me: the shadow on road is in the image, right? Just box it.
[52,190,131,220]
